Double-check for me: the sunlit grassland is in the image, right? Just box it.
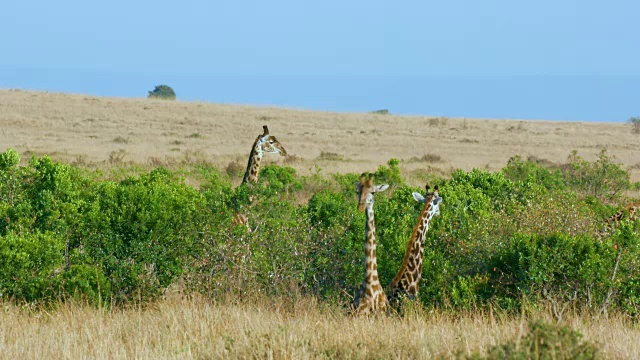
[2,295,639,359]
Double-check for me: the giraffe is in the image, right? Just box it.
[599,202,640,239]
[232,125,287,230]
[387,184,442,304]
[353,173,390,315]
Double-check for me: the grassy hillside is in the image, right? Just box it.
[1,89,639,182]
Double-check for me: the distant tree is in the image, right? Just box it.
[628,116,640,134]
[147,85,176,100]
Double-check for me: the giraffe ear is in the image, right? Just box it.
[412,192,426,203]
[432,196,442,206]
[373,184,389,193]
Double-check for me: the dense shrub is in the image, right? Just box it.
[0,232,64,302]
[0,148,20,170]
[503,155,565,191]
[75,167,208,302]
[60,264,111,305]
[0,148,638,319]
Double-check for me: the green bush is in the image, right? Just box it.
[257,164,302,196]
[374,158,403,187]
[0,148,20,170]
[147,85,176,100]
[75,167,208,302]
[562,149,629,201]
[0,232,64,302]
[0,147,637,317]
[489,234,615,314]
[503,155,565,191]
[306,190,363,300]
[61,264,111,305]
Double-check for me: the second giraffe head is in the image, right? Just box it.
[412,184,442,217]
[356,173,389,212]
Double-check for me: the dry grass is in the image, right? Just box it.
[0,296,637,359]
[1,89,639,183]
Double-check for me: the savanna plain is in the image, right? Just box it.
[1,89,640,359]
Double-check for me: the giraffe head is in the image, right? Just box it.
[243,125,288,185]
[412,184,442,217]
[255,125,287,156]
[356,173,389,212]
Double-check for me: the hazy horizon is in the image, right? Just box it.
[2,69,637,122]
[2,1,638,122]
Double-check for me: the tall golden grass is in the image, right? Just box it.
[1,295,638,359]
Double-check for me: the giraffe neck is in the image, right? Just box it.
[242,139,263,184]
[354,202,388,314]
[364,204,381,284]
[233,138,263,231]
[388,202,436,301]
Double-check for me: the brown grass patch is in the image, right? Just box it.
[225,160,245,178]
[408,153,443,163]
[112,136,130,144]
[317,152,346,161]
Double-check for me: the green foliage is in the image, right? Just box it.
[257,165,302,196]
[562,149,630,201]
[467,321,598,359]
[76,167,208,302]
[147,85,176,100]
[61,265,111,305]
[0,232,64,302]
[503,155,565,191]
[374,158,403,187]
[0,147,637,319]
[308,190,351,229]
[306,190,363,299]
[490,234,618,311]
[0,148,20,170]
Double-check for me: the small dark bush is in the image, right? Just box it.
[629,116,640,134]
[147,85,176,100]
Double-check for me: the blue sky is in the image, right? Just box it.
[1,0,638,121]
